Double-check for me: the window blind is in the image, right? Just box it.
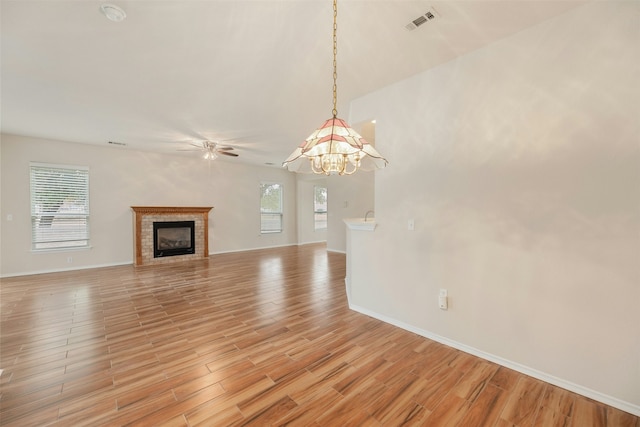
[260,183,283,234]
[30,163,90,250]
[313,186,327,231]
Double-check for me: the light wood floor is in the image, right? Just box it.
[1,244,637,426]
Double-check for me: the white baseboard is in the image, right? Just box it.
[1,261,133,278]
[297,240,328,246]
[3,243,324,277]
[212,241,334,256]
[348,302,640,417]
[327,248,346,254]
[210,243,298,255]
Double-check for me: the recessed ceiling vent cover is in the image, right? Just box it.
[405,8,439,31]
[100,4,127,22]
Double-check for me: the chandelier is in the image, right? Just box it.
[283,0,388,175]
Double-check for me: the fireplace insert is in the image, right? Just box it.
[153,221,195,258]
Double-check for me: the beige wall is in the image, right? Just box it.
[296,175,327,245]
[347,1,639,414]
[326,172,375,253]
[0,134,298,276]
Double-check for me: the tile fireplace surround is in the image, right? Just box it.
[131,206,213,266]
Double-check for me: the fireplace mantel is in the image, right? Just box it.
[131,206,213,215]
[131,206,213,266]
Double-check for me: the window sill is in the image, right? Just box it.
[31,246,93,254]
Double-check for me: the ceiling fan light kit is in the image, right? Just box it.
[180,140,239,160]
[203,150,218,161]
[283,0,388,176]
[202,141,238,159]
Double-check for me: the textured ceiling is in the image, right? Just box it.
[1,0,586,167]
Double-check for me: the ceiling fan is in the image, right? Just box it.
[180,140,239,160]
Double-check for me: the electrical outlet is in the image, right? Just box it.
[67,257,73,263]
[408,219,415,231]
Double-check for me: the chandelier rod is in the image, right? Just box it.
[332,0,338,118]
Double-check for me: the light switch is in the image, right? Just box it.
[439,289,448,310]
[439,295,448,310]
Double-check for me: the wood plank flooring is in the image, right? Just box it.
[1,244,637,426]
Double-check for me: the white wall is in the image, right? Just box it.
[326,172,375,253]
[0,134,298,276]
[296,175,327,245]
[347,1,639,414]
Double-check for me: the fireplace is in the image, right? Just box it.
[131,206,213,266]
[153,221,195,258]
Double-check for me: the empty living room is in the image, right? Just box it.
[1,0,638,425]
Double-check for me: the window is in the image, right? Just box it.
[30,163,90,250]
[260,183,283,233]
[314,186,327,231]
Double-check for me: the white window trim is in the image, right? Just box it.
[260,182,283,234]
[30,162,90,252]
[313,185,328,231]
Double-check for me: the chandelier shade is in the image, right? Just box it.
[282,0,387,175]
[283,117,388,175]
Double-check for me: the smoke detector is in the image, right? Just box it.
[405,8,439,31]
[100,4,127,22]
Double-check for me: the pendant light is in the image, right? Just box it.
[283,0,388,175]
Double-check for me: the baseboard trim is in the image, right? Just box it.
[1,261,133,278]
[210,243,300,255]
[2,243,321,277]
[326,248,346,254]
[348,303,640,417]
[297,240,328,246]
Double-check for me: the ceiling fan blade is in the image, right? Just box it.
[188,142,205,148]
[219,151,239,157]
[217,146,234,151]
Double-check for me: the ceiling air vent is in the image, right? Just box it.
[405,8,439,31]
